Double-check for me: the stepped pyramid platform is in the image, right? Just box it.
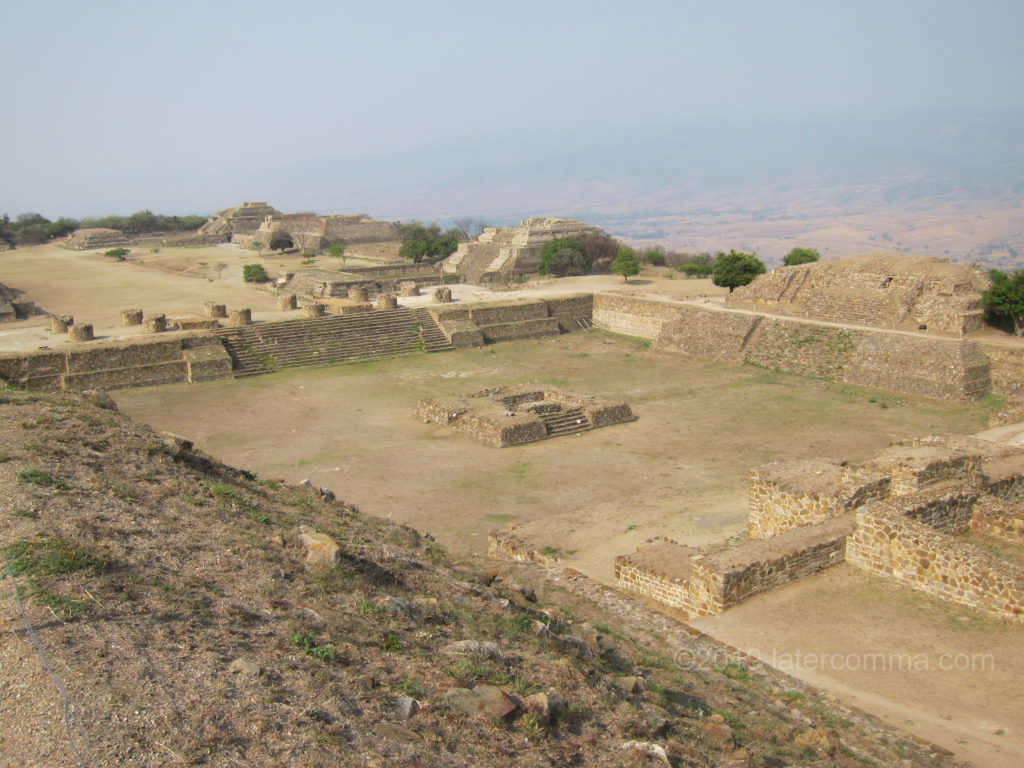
[214,307,452,377]
[414,384,635,447]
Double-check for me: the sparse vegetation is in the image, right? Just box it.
[104,247,130,260]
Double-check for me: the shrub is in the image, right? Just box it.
[242,264,270,283]
[104,247,129,260]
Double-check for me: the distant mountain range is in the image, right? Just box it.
[261,106,1023,221]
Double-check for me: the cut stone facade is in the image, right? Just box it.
[443,218,603,284]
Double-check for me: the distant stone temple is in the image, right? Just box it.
[199,202,397,252]
[443,217,603,284]
[726,252,989,336]
[62,228,131,251]
[198,201,281,238]
[236,212,397,251]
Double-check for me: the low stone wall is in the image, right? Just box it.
[585,402,636,428]
[0,334,231,391]
[866,445,983,497]
[876,483,980,534]
[413,397,546,447]
[479,317,561,343]
[970,496,1024,544]
[342,263,439,279]
[710,517,854,609]
[616,519,853,617]
[847,504,1024,622]
[592,294,682,339]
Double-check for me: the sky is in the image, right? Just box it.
[3,0,1023,218]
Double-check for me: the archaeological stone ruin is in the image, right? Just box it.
[443,218,603,284]
[613,434,1024,622]
[415,385,636,447]
[0,282,35,323]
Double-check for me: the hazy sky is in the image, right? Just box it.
[3,0,1023,217]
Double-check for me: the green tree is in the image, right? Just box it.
[269,231,293,252]
[538,238,584,275]
[242,264,270,283]
[643,246,667,266]
[397,221,460,263]
[983,269,1024,336]
[0,215,15,249]
[611,246,641,282]
[250,240,265,257]
[783,247,820,266]
[677,263,713,277]
[712,250,766,293]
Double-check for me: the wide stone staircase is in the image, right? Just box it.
[214,308,452,377]
[538,406,592,438]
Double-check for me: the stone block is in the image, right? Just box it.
[68,323,94,342]
[120,309,144,326]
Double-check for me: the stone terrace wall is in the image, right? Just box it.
[603,294,997,402]
[981,345,1024,400]
[653,307,760,362]
[591,295,683,339]
[0,335,230,391]
[847,505,1024,622]
[844,336,991,402]
[743,320,864,380]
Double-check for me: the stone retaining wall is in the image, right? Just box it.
[846,504,1024,622]
[653,307,760,362]
[591,295,683,339]
[0,335,231,391]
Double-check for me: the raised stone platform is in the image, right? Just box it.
[415,385,636,447]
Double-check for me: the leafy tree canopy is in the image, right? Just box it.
[611,246,641,282]
[269,231,294,252]
[712,250,766,292]
[983,269,1024,336]
[397,221,460,263]
[783,247,821,266]
[243,264,270,283]
[538,238,584,276]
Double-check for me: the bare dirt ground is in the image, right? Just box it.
[110,332,1013,767]
[690,565,1024,768]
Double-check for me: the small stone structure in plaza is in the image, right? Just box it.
[415,385,635,447]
